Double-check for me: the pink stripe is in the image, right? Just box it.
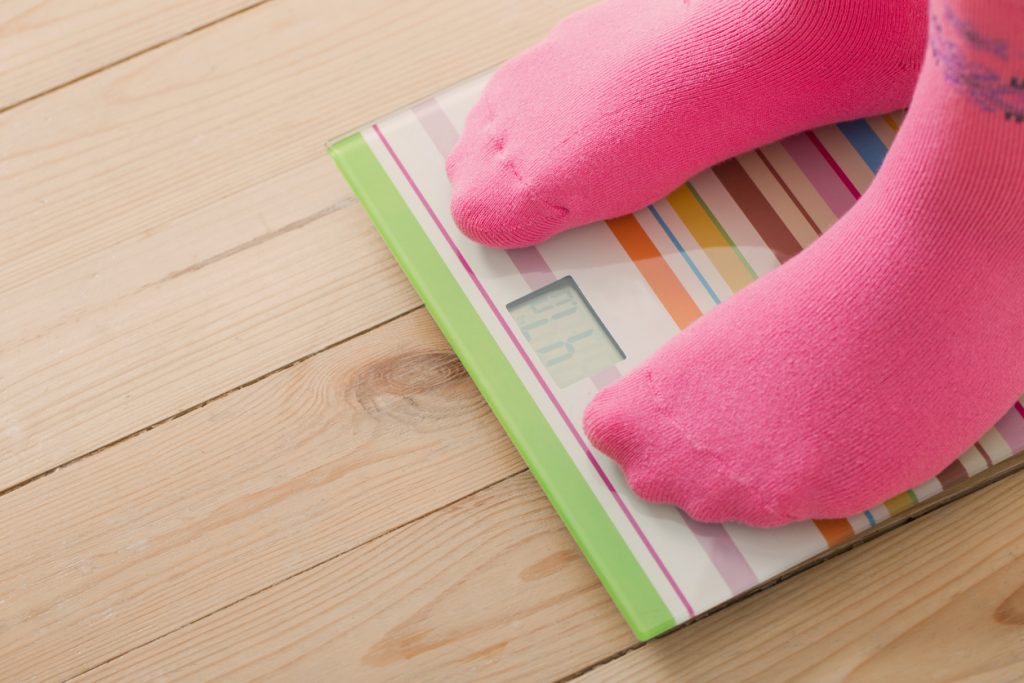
[373,124,695,618]
[806,131,861,200]
[412,97,460,157]
[682,518,758,594]
[995,403,1024,454]
[507,247,557,290]
[781,133,857,218]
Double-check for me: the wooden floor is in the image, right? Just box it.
[4,1,1024,680]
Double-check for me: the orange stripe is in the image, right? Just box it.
[814,518,854,548]
[883,114,901,132]
[607,216,702,330]
[666,185,756,292]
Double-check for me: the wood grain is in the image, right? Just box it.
[1,181,420,490]
[75,464,1024,682]
[75,473,637,683]
[0,0,264,110]
[0,0,592,490]
[0,309,525,681]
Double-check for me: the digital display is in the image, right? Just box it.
[507,277,624,388]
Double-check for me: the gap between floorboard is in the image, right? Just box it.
[68,466,530,680]
[0,301,425,500]
[0,0,275,116]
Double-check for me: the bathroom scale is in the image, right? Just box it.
[329,72,1024,640]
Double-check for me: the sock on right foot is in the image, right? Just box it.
[583,0,1024,526]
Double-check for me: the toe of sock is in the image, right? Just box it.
[585,377,700,511]
[446,106,571,248]
[584,369,662,475]
[585,367,797,527]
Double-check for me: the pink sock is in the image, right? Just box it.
[584,0,1024,527]
[446,0,927,248]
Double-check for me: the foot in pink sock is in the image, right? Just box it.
[584,0,1024,527]
[447,0,927,247]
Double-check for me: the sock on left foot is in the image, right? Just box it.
[584,0,1024,527]
[446,0,927,247]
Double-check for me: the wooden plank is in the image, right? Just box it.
[74,473,637,683]
[0,0,264,111]
[0,309,525,681]
[0,0,594,490]
[73,462,1024,682]
[0,173,421,490]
